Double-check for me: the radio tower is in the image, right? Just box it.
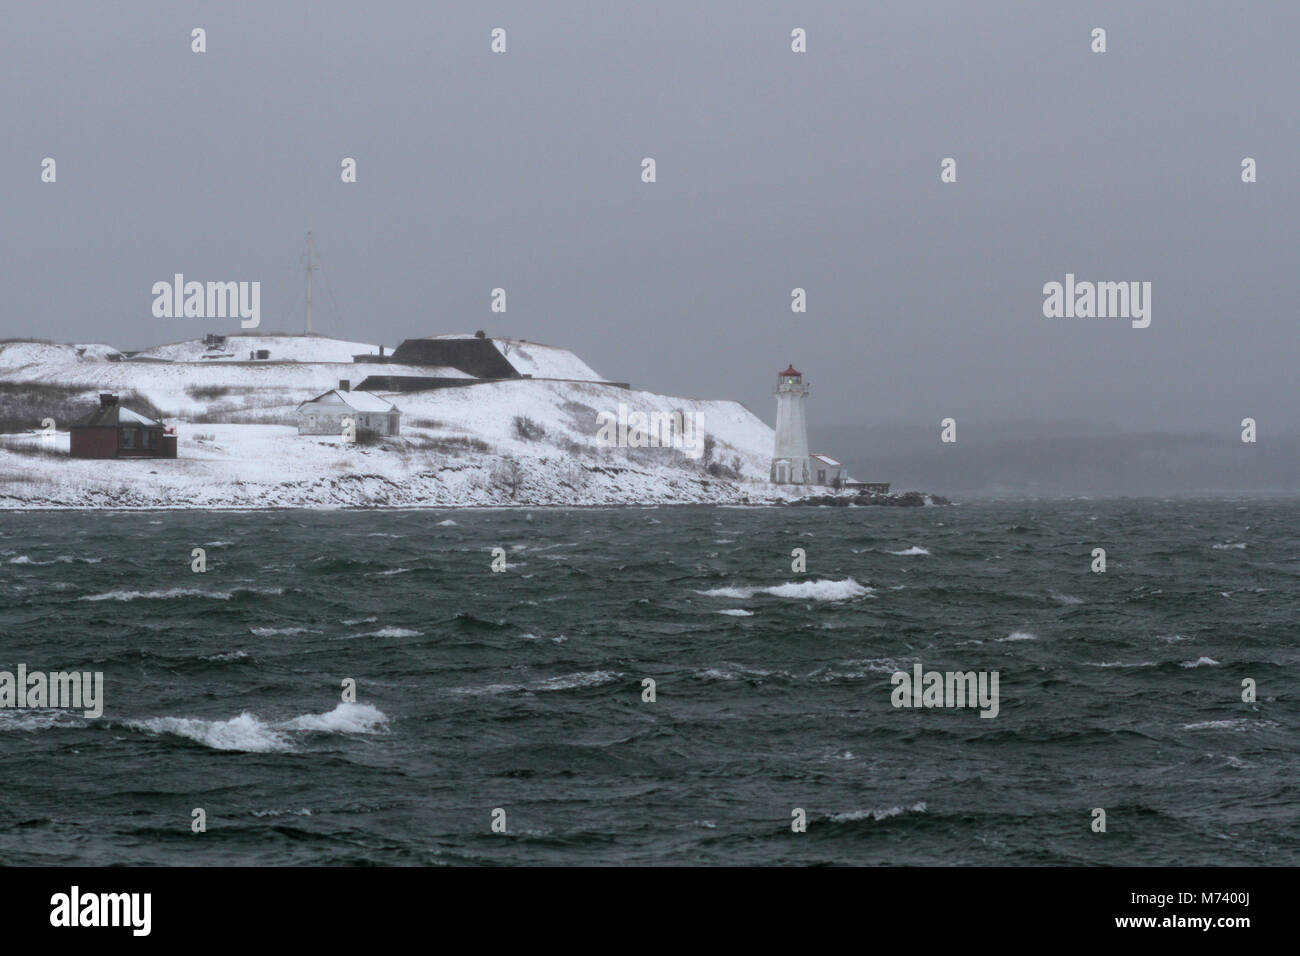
[302,230,317,334]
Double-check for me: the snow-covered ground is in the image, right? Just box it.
[0,420,814,509]
[0,336,466,419]
[0,335,834,509]
[129,333,384,364]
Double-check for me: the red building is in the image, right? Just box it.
[69,394,177,459]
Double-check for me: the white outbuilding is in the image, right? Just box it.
[297,381,401,436]
[810,453,846,487]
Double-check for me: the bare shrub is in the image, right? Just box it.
[421,435,491,456]
[185,385,233,400]
[513,415,545,441]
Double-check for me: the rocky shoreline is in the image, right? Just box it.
[784,490,950,507]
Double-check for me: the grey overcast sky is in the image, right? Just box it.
[2,1,1296,430]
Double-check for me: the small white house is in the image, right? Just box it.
[810,453,846,487]
[297,382,401,436]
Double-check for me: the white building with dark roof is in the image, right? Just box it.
[297,381,400,436]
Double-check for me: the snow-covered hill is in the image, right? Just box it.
[129,333,382,364]
[0,334,816,508]
[0,335,472,418]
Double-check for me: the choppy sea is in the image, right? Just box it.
[1,499,1296,865]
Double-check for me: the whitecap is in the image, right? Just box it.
[829,802,927,823]
[0,710,87,732]
[203,650,250,661]
[126,713,290,752]
[1049,591,1083,605]
[282,702,388,734]
[1182,718,1275,731]
[80,588,232,602]
[696,578,871,601]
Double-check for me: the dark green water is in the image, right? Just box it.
[1,500,1296,865]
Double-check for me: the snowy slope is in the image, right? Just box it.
[0,420,810,509]
[394,379,771,477]
[0,342,125,366]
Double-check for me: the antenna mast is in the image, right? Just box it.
[304,230,315,334]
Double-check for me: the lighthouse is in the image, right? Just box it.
[771,364,812,484]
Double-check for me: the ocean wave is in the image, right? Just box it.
[829,802,927,823]
[717,608,753,617]
[1182,718,1276,732]
[835,658,905,675]
[1212,542,1247,550]
[449,670,621,696]
[696,578,871,601]
[80,588,233,602]
[1083,660,1156,668]
[282,702,388,734]
[8,554,102,565]
[127,702,391,752]
[887,546,929,556]
[1180,657,1220,668]
[696,665,791,682]
[127,713,291,752]
[0,710,88,732]
[250,627,310,636]
[532,671,621,692]
[79,586,282,602]
[353,627,421,638]
[996,631,1037,642]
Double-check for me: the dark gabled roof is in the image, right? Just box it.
[74,404,162,428]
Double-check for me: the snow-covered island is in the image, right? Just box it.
[0,333,941,510]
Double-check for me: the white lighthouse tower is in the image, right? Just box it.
[771,364,812,484]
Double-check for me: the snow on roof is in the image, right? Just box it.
[400,334,608,381]
[491,338,606,381]
[298,389,397,413]
[75,404,163,428]
[810,453,841,466]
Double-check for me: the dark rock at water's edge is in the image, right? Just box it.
[785,490,951,507]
